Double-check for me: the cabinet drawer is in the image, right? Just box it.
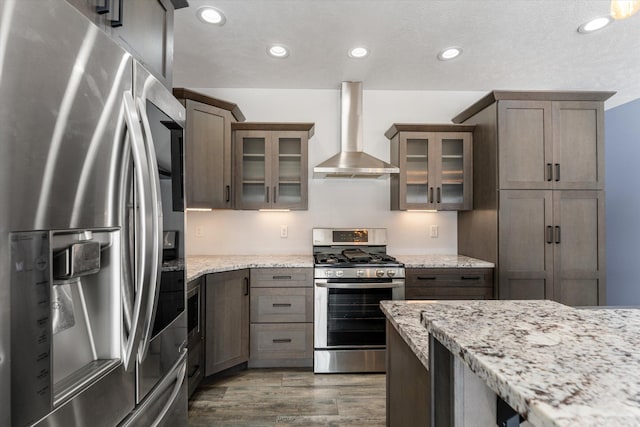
[250,323,313,360]
[250,287,313,323]
[405,268,494,300]
[405,285,493,300]
[251,268,312,288]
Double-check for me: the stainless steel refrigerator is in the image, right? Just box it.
[0,1,188,425]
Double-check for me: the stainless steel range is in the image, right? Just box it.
[313,228,405,373]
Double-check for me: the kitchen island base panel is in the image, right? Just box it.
[314,349,385,373]
[432,335,536,427]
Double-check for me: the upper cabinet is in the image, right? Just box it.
[386,124,474,211]
[233,123,314,210]
[453,92,610,191]
[66,0,187,88]
[174,88,245,210]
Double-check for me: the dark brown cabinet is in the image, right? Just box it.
[386,321,430,427]
[499,190,605,305]
[455,90,613,306]
[67,0,183,88]
[204,270,250,376]
[248,268,313,368]
[405,268,494,300]
[497,100,605,190]
[233,123,314,210]
[386,124,474,211]
[174,89,245,209]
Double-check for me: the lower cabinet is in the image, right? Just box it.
[205,269,250,376]
[405,268,494,300]
[386,321,430,426]
[249,268,313,368]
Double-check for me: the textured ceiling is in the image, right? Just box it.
[173,0,640,108]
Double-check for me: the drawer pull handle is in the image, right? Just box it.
[272,338,292,344]
[461,276,481,280]
[417,276,437,280]
[273,275,292,280]
[110,0,123,27]
[96,0,110,14]
[272,303,292,308]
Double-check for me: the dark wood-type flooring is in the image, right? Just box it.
[188,368,386,426]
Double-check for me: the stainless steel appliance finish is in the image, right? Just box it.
[312,228,405,373]
[313,82,400,179]
[0,1,187,426]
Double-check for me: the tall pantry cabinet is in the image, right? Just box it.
[454,91,614,306]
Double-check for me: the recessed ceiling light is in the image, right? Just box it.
[197,6,226,25]
[437,47,463,61]
[268,44,289,58]
[577,16,612,33]
[348,47,369,59]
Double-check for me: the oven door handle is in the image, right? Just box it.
[315,279,405,289]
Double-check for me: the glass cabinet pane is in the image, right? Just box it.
[440,138,464,204]
[276,137,302,204]
[241,137,266,204]
[405,138,429,204]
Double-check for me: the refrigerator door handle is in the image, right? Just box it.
[135,96,163,364]
[121,91,154,372]
[152,349,187,427]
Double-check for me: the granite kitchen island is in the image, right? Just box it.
[381,300,640,427]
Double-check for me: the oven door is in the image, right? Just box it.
[314,278,404,349]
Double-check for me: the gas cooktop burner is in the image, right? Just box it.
[313,251,401,267]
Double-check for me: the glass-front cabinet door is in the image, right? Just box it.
[235,130,270,210]
[399,132,432,209]
[272,131,308,209]
[233,123,313,210]
[437,132,472,210]
[388,124,473,211]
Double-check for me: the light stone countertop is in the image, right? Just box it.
[415,300,640,427]
[186,255,313,282]
[186,254,493,282]
[396,254,494,268]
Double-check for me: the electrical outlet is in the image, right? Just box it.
[280,225,288,238]
[195,226,204,237]
[430,225,439,238]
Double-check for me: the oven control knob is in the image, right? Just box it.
[336,270,344,278]
[325,270,333,277]
[376,269,385,278]
[387,269,396,277]
[357,270,365,278]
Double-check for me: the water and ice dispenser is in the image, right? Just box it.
[10,228,124,426]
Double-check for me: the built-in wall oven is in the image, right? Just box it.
[313,228,405,373]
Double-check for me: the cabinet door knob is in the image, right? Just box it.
[265,186,270,203]
[554,164,560,182]
[429,187,434,204]
[225,185,231,203]
[244,277,249,296]
[546,225,553,244]
[272,338,292,344]
[272,303,292,308]
[273,186,277,204]
[417,276,436,281]
[554,226,561,244]
[436,187,441,204]
[546,163,553,182]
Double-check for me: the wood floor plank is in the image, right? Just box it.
[189,368,386,426]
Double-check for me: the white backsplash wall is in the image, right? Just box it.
[185,88,485,256]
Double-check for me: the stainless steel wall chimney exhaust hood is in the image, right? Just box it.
[313,82,399,178]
